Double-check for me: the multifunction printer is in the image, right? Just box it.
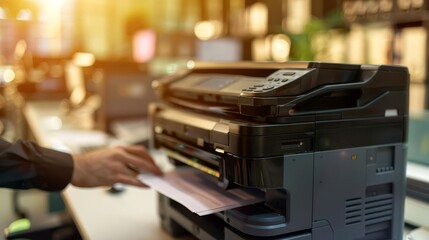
[150,62,409,240]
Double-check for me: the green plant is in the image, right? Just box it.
[286,10,345,61]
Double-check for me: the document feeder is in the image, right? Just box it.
[150,62,409,239]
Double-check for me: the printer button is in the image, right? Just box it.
[282,72,296,76]
[254,84,265,87]
[263,86,274,90]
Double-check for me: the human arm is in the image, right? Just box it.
[0,138,73,191]
[0,137,162,191]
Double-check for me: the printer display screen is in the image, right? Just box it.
[196,76,236,90]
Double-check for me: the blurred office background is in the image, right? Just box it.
[0,0,428,238]
[1,0,428,110]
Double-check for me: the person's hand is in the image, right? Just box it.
[70,145,162,188]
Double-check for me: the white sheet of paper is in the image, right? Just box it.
[138,168,264,216]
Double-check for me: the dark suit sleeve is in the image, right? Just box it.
[0,138,74,191]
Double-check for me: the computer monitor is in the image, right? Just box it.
[90,60,159,136]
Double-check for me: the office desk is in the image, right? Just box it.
[24,100,176,240]
[63,185,171,240]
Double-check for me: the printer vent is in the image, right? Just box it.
[345,198,363,225]
[345,194,394,238]
[364,193,393,224]
[363,193,393,237]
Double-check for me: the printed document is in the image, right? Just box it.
[138,168,264,216]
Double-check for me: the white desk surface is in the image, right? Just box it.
[24,100,178,240]
[63,185,172,240]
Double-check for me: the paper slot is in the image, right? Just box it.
[138,168,264,216]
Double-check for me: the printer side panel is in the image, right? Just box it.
[282,153,315,233]
[312,144,406,240]
[364,144,406,240]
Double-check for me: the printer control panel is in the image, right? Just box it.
[239,69,314,96]
[169,69,314,99]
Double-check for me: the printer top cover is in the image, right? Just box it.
[154,61,409,122]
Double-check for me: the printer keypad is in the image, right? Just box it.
[241,69,310,95]
[242,81,286,93]
[245,84,278,92]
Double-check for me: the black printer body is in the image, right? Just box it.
[150,62,409,240]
